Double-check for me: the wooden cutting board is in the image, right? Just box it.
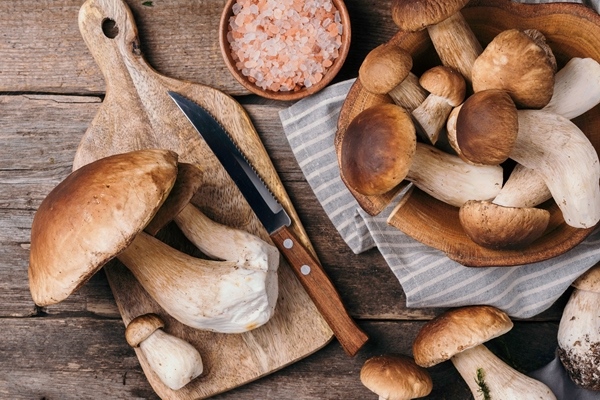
[73,0,333,398]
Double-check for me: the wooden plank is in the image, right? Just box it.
[0,317,559,399]
[0,0,398,96]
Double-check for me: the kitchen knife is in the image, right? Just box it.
[168,91,368,356]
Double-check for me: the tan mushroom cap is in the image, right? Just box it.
[459,200,550,249]
[359,43,413,94]
[391,0,470,32]
[125,313,166,347]
[471,29,556,108]
[360,354,433,400]
[456,89,518,165]
[419,65,466,107]
[572,263,600,292]
[340,103,416,196]
[413,305,513,368]
[28,149,179,306]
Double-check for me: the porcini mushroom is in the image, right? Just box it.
[358,42,428,112]
[125,313,203,390]
[542,57,600,119]
[557,263,600,390]
[391,0,483,83]
[28,149,280,333]
[411,65,466,144]
[360,354,433,400]
[471,29,556,109]
[340,103,503,206]
[413,305,557,399]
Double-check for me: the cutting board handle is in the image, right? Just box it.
[78,0,142,91]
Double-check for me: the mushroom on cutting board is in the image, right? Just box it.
[358,42,428,112]
[391,0,482,83]
[125,313,203,391]
[411,65,466,144]
[471,29,556,109]
[28,149,280,333]
[339,103,503,206]
[557,264,600,390]
[413,306,557,399]
[360,354,432,400]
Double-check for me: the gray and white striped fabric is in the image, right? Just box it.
[279,77,600,319]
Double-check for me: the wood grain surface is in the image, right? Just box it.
[0,0,578,398]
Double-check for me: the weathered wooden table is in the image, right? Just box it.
[0,0,566,398]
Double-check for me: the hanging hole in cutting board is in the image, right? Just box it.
[102,18,118,38]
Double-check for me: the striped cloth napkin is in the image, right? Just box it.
[279,74,600,319]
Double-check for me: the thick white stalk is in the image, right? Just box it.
[408,143,503,207]
[513,110,600,228]
[492,164,551,208]
[411,94,453,144]
[388,72,428,113]
[451,345,556,399]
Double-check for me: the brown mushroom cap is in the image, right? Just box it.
[413,305,513,368]
[471,29,556,108]
[125,313,166,347]
[456,89,518,165]
[359,43,413,94]
[572,263,600,292]
[419,65,466,107]
[391,0,470,32]
[360,354,433,400]
[459,200,550,249]
[340,103,416,196]
[28,149,179,306]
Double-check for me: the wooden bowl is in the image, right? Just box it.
[336,0,600,267]
[219,0,351,101]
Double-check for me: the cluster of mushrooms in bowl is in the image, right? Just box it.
[336,0,600,267]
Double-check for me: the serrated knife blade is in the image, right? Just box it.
[168,91,368,356]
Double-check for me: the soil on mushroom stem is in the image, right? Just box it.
[557,340,600,390]
[227,0,343,92]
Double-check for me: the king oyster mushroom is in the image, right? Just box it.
[557,264,600,390]
[413,306,556,399]
[28,149,279,333]
[125,313,203,390]
[339,103,502,206]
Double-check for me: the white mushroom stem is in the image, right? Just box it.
[542,57,600,119]
[389,72,429,113]
[411,94,453,145]
[492,164,551,208]
[557,288,600,389]
[408,143,503,207]
[451,345,557,399]
[512,110,600,228]
[427,12,483,83]
[117,229,279,333]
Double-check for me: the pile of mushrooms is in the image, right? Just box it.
[341,0,600,250]
[28,149,280,389]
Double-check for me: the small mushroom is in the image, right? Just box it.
[411,65,466,144]
[557,263,600,390]
[413,306,556,399]
[125,313,203,391]
[391,0,483,83]
[471,29,557,109]
[360,354,433,400]
[358,43,428,112]
[28,149,280,333]
[340,103,502,206]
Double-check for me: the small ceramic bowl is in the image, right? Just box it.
[219,0,351,101]
[336,0,600,267]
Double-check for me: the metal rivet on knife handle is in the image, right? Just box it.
[271,225,369,357]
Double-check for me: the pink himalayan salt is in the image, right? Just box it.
[227,0,343,93]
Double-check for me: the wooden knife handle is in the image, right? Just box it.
[271,225,368,356]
